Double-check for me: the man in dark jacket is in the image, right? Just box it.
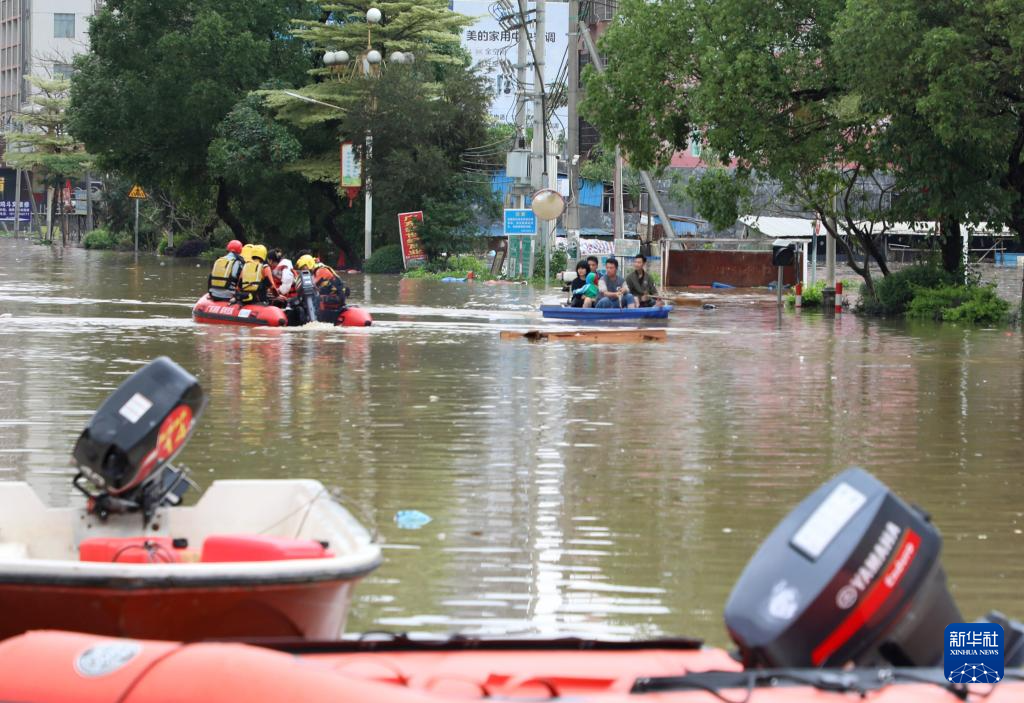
[625,255,659,307]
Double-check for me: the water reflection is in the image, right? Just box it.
[0,238,1021,645]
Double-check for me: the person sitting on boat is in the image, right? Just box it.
[207,240,245,301]
[578,272,599,307]
[596,258,636,309]
[296,255,348,323]
[587,255,600,278]
[237,244,279,305]
[568,261,591,307]
[626,254,659,308]
[267,248,296,301]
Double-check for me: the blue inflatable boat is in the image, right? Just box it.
[540,305,673,321]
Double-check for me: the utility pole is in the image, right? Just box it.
[514,0,530,279]
[566,0,580,249]
[530,0,546,282]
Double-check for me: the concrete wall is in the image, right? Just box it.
[666,250,797,288]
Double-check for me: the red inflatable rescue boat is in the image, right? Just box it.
[192,294,372,327]
[0,630,1021,703]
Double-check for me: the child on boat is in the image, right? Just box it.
[579,272,599,308]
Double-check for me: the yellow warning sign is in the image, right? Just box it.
[128,184,148,199]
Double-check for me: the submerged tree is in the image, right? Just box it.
[4,76,91,243]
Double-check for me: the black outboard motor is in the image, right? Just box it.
[292,269,320,326]
[72,357,206,525]
[724,468,961,668]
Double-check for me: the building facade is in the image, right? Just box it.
[0,0,94,127]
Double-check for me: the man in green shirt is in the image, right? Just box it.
[625,254,659,307]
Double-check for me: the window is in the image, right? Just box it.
[54,13,75,38]
[52,63,73,79]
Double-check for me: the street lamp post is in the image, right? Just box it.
[321,7,412,264]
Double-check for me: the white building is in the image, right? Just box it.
[0,0,95,125]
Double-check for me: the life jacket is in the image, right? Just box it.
[313,265,346,308]
[208,253,242,300]
[238,260,269,303]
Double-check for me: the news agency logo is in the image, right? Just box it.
[945,623,1004,684]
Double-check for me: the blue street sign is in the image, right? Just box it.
[504,208,537,236]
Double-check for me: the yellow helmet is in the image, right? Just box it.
[251,244,268,261]
[240,243,255,262]
[296,254,317,271]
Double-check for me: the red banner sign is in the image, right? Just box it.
[398,211,426,269]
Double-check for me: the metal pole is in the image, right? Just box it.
[513,0,529,279]
[364,130,373,261]
[133,197,139,253]
[530,0,546,283]
[85,168,93,233]
[13,167,21,237]
[566,0,580,248]
[777,266,783,308]
[613,145,624,239]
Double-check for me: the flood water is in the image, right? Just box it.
[0,237,1022,646]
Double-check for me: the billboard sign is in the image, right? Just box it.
[398,211,427,268]
[452,0,568,135]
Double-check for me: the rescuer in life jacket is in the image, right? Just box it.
[237,244,279,305]
[267,248,296,302]
[207,240,245,301]
[296,254,348,324]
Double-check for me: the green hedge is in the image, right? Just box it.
[82,228,133,250]
[364,244,405,273]
[859,265,955,316]
[906,284,1010,325]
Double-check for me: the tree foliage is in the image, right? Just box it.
[5,76,90,178]
[581,0,1024,297]
[68,0,311,235]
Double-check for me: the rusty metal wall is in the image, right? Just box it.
[666,250,797,287]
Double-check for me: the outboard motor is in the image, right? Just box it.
[72,357,206,525]
[724,468,961,668]
[294,269,320,326]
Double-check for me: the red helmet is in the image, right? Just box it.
[227,240,243,254]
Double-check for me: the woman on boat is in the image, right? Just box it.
[568,261,590,307]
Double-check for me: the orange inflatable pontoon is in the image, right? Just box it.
[0,630,1020,703]
[192,294,372,327]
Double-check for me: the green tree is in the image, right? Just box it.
[833,0,1024,286]
[4,76,91,243]
[68,0,311,239]
[267,2,494,259]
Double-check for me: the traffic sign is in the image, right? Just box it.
[128,184,148,199]
[504,208,537,236]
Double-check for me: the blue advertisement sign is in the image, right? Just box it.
[0,201,30,222]
[945,622,1004,684]
[504,208,537,236]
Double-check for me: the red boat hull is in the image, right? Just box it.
[192,295,288,327]
[0,579,355,641]
[192,295,372,327]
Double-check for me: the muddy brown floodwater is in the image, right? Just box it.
[0,238,1021,645]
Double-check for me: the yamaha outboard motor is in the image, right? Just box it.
[724,468,961,668]
[72,357,206,524]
